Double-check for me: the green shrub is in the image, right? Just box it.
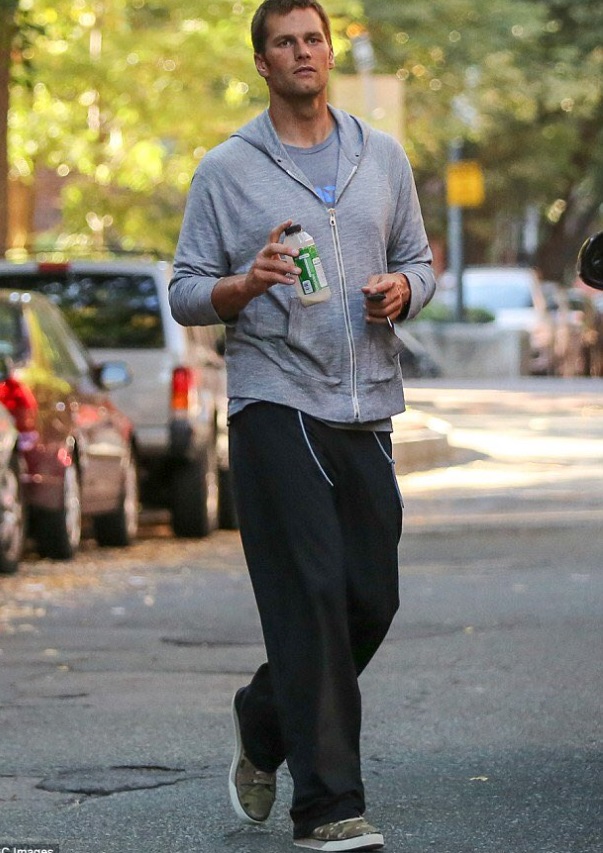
[416,302,494,324]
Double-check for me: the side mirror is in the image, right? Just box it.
[577,232,603,290]
[96,360,132,391]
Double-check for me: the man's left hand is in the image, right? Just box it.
[362,274,411,325]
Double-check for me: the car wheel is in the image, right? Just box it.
[93,452,139,547]
[218,467,238,530]
[0,454,25,575]
[171,448,218,538]
[35,462,82,560]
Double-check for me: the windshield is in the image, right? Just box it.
[463,276,534,312]
[1,271,164,348]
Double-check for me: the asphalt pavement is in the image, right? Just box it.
[0,377,601,853]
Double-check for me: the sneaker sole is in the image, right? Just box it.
[228,690,264,824]
[293,832,384,851]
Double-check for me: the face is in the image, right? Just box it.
[254,7,335,101]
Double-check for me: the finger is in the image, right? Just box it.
[255,252,300,276]
[251,263,300,295]
[264,240,298,260]
[268,219,293,246]
[362,274,388,297]
[365,314,391,325]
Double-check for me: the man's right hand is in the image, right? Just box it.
[211,220,300,321]
[244,220,301,298]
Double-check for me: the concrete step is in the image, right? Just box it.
[391,408,452,472]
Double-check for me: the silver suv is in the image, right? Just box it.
[0,259,236,537]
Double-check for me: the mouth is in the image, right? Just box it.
[295,65,316,75]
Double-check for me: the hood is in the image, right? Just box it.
[231,106,368,172]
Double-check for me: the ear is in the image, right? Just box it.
[255,53,269,78]
[328,45,335,70]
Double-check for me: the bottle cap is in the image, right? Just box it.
[284,224,302,235]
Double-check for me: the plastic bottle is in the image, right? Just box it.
[282,224,331,306]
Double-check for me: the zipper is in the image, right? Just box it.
[328,207,360,420]
[280,156,361,419]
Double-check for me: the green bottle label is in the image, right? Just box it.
[296,244,328,295]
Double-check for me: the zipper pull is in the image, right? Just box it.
[328,208,336,227]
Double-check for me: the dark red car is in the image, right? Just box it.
[0,289,139,559]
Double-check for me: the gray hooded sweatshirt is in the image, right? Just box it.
[169,107,435,424]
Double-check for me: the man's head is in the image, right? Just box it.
[251,0,332,55]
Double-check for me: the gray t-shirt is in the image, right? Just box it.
[284,127,339,205]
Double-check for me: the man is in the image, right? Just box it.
[169,1,435,849]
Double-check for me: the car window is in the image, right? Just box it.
[463,279,534,311]
[0,303,29,362]
[4,271,164,349]
[32,301,90,379]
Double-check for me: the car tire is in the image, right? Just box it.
[171,448,218,538]
[0,453,25,575]
[218,467,238,530]
[93,452,139,547]
[35,462,82,560]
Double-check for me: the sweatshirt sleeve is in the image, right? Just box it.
[169,165,228,327]
[386,144,436,321]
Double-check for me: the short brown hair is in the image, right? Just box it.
[251,0,332,54]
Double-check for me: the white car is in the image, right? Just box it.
[438,266,556,374]
[0,260,235,538]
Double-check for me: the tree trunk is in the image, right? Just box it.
[0,3,17,257]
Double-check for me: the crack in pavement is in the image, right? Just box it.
[35,765,212,797]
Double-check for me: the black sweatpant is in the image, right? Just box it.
[229,402,403,838]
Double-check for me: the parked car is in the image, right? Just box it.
[546,286,603,377]
[0,260,235,538]
[0,400,25,574]
[0,290,138,559]
[437,266,595,376]
[395,325,441,378]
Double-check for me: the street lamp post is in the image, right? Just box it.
[447,140,465,323]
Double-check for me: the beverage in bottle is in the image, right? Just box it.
[282,224,331,306]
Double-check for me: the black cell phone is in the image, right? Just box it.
[366,292,386,302]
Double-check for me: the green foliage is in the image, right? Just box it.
[362,0,603,279]
[4,0,603,270]
[8,0,267,255]
[413,301,494,324]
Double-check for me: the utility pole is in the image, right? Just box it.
[446,141,485,321]
[447,140,465,322]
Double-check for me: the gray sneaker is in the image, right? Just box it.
[293,817,384,851]
[228,689,276,823]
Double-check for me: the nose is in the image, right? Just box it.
[295,39,311,59]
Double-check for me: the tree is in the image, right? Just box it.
[7,0,267,255]
[6,0,600,276]
[361,0,603,281]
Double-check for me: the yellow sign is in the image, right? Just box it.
[446,160,485,208]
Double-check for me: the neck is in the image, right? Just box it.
[269,96,334,147]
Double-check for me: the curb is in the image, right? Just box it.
[391,409,452,472]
